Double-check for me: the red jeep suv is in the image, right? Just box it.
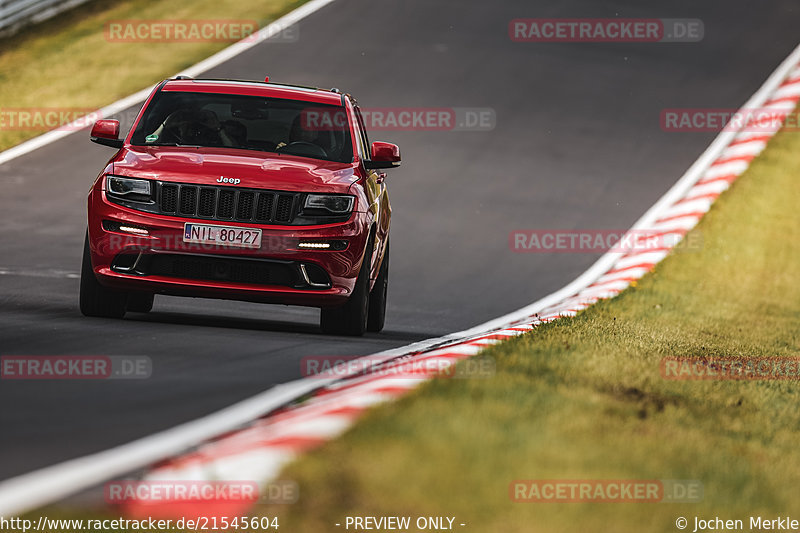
[81,77,399,336]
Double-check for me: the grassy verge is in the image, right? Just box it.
[257,125,800,531]
[0,0,306,151]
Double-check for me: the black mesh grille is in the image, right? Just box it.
[255,194,274,222]
[179,187,197,215]
[155,183,300,224]
[217,190,235,219]
[198,188,216,217]
[236,192,255,220]
[275,195,294,222]
[161,185,178,213]
[147,254,297,287]
[111,253,332,290]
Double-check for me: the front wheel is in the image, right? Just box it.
[367,238,389,332]
[79,234,128,318]
[320,236,373,336]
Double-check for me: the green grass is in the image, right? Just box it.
[0,0,306,151]
[256,125,800,531]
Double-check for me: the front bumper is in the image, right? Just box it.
[87,189,370,308]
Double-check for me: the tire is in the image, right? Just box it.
[367,238,389,332]
[127,292,154,313]
[320,235,373,336]
[79,233,128,318]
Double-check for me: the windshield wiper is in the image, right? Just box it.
[146,142,202,148]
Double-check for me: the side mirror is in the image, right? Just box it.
[90,119,123,149]
[364,141,401,169]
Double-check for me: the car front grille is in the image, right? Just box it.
[158,183,300,224]
[105,180,351,226]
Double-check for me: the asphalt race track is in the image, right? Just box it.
[2,0,800,481]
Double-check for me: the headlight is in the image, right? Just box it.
[107,175,151,196]
[303,194,354,214]
[106,176,152,201]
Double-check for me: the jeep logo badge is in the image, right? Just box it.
[217,176,241,185]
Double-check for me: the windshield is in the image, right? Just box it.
[129,90,354,163]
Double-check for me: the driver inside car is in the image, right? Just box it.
[275,114,325,153]
[146,108,237,147]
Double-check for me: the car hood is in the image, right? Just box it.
[111,146,359,193]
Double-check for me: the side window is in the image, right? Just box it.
[354,106,371,160]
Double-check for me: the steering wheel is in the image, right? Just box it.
[277,141,329,159]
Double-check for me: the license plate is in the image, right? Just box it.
[183,223,262,249]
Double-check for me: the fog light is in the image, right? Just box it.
[298,242,331,249]
[119,225,149,236]
[103,220,150,236]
